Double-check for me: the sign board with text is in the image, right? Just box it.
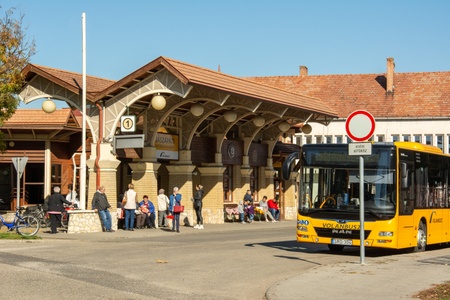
[348,142,372,156]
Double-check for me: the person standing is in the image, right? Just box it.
[47,186,73,234]
[243,190,252,203]
[157,189,169,228]
[169,187,182,233]
[66,184,79,208]
[92,186,115,232]
[193,184,204,229]
[123,183,138,231]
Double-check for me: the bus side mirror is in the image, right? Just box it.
[400,162,408,189]
[282,152,300,181]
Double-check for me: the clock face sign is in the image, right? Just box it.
[227,143,235,158]
[121,115,136,132]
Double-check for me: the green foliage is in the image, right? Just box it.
[0,231,41,239]
[0,6,35,150]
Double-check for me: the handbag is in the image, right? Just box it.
[122,192,127,205]
[173,205,184,213]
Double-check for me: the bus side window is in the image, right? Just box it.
[399,162,414,215]
[400,162,408,189]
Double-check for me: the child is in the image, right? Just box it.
[237,200,245,224]
[244,200,255,223]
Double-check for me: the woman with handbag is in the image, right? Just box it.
[123,183,138,231]
[169,187,182,233]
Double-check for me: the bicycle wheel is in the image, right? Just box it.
[38,211,49,228]
[45,215,51,228]
[16,215,40,236]
[60,212,68,228]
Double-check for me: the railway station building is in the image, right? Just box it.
[0,56,337,228]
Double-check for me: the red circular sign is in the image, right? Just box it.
[345,110,376,142]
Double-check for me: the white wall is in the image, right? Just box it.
[293,119,450,154]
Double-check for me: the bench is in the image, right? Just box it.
[224,204,239,222]
[223,203,269,223]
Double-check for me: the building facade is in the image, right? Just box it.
[3,56,337,224]
[2,56,448,228]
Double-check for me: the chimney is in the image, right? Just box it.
[386,57,395,93]
[299,66,308,77]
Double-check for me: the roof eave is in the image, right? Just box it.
[94,56,190,101]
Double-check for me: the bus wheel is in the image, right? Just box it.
[328,244,344,252]
[414,222,427,252]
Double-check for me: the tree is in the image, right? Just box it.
[0,6,35,151]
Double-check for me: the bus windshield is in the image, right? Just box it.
[299,144,397,220]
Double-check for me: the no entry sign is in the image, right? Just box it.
[345,110,376,142]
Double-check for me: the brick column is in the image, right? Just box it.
[240,155,252,200]
[86,142,121,210]
[128,162,161,204]
[283,171,299,220]
[166,164,196,226]
[197,166,226,224]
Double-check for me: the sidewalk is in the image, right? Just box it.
[39,219,293,241]
[266,246,450,300]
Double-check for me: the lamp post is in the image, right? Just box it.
[40,14,87,209]
[80,12,87,210]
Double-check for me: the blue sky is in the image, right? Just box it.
[5,0,450,107]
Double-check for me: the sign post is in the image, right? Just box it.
[12,157,28,210]
[345,110,376,265]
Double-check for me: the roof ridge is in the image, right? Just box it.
[247,70,450,79]
[162,57,324,102]
[29,64,116,82]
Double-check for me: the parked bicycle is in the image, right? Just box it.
[59,206,73,229]
[25,204,50,228]
[26,204,74,230]
[0,203,40,236]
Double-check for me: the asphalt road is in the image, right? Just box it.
[0,221,402,299]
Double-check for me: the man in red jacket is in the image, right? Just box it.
[267,197,280,221]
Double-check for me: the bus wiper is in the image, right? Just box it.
[301,208,338,215]
[365,209,383,218]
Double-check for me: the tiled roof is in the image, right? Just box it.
[246,71,450,118]
[22,64,116,101]
[23,57,338,119]
[2,108,79,128]
[161,57,337,117]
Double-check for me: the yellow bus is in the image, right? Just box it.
[282,142,450,252]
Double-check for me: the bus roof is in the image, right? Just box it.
[394,141,443,154]
[302,142,444,155]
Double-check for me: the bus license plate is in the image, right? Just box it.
[331,238,352,245]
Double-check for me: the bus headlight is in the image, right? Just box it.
[297,226,308,232]
[378,231,394,237]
